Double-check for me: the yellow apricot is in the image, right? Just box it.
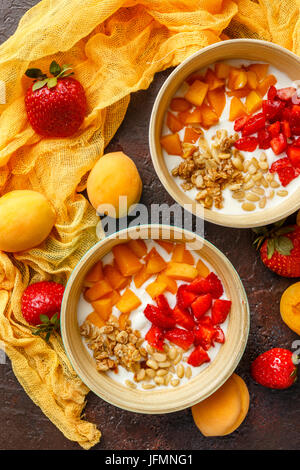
[87,152,142,218]
[0,190,55,253]
[280,282,300,335]
[191,373,249,436]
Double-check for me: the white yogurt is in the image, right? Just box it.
[77,239,229,389]
[162,59,298,215]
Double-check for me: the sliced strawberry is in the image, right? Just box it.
[205,272,224,298]
[186,276,210,295]
[211,299,232,325]
[191,293,212,319]
[268,121,280,138]
[145,325,165,351]
[277,87,296,101]
[287,145,300,168]
[187,346,210,367]
[270,133,287,155]
[241,113,265,136]
[176,284,197,309]
[270,157,291,173]
[173,305,196,331]
[198,315,213,326]
[234,115,248,132]
[267,85,277,101]
[234,136,258,152]
[156,294,173,317]
[144,304,176,329]
[281,120,291,139]
[165,327,194,350]
[194,323,216,350]
[257,129,272,149]
[262,99,285,121]
[270,157,297,187]
[214,326,225,343]
[290,105,300,135]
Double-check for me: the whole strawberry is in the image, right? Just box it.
[21,281,65,341]
[25,61,87,138]
[251,348,297,389]
[253,220,300,277]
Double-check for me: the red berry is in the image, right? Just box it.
[257,129,272,149]
[267,85,277,101]
[287,145,300,168]
[173,305,196,331]
[176,285,197,309]
[191,293,212,319]
[187,346,210,367]
[155,294,173,316]
[165,328,194,350]
[193,324,216,350]
[234,136,258,152]
[276,87,296,101]
[21,281,65,326]
[145,325,165,351]
[270,133,287,155]
[214,326,225,344]
[211,299,231,325]
[268,120,281,138]
[234,115,248,132]
[144,304,175,329]
[251,348,297,389]
[241,113,265,136]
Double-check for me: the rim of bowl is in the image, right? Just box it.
[149,39,300,229]
[60,224,250,414]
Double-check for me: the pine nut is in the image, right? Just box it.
[277,190,288,197]
[251,157,259,168]
[156,369,168,377]
[163,344,169,353]
[266,173,274,182]
[270,181,280,188]
[267,189,275,199]
[244,180,254,190]
[146,345,154,354]
[252,172,262,182]
[232,158,243,171]
[248,164,257,175]
[259,197,266,208]
[259,161,269,170]
[243,160,250,172]
[146,359,158,370]
[246,193,260,202]
[136,369,146,381]
[142,383,155,390]
[176,364,184,379]
[164,373,172,386]
[158,361,171,368]
[145,368,156,378]
[125,380,137,389]
[232,190,245,200]
[168,348,177,360]
[261,176,269,188]
[252,187,265,196]
[185,366,192,379]
[259,152,267,161]
[173,353,183,365]
[170,379,180,387]
[242,202,256,211]
[153,353,167,362]
[154,376,165,385]
[244,173,252,183]
[169,365,175,373]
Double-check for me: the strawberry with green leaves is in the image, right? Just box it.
[253,219,300,277]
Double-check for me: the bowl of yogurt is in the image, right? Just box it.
[149,39,300,228]
[60,225,249,414]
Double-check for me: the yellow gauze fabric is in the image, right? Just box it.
[0,0,299,450]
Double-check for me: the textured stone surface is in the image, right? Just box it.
[1,0,300,451]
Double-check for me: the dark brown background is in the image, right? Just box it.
[1,0,300,451]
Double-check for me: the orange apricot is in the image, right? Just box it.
[280,282,300,335]
[184,80,209,107]
[85,260,103,283]
[103,264,128,290]
[257,74,277,97]
[204,68,224,90]
[146,248,167,274]
[165,262,198,281]
[247,63,269,81]
[185,108,202,125]
[85,312,106,329]
[215,62,231,79]
[245,90,262,114]
[166,111,184,133]
[91,297,112,321]
[207,88,226,117]
[127,239,147,258]
[160,134,182,156]
[172,244,194,265]
[85,279,113,302]
[229,96,247,121]
[200,104,219,128]
[183,127,202,144]
[113,243,143,277]
[155,240,175,254]
[156,272,178,294]
[116,289,141,314]
[170,97,192,112]
[146,280,167,299]
[228,68,247,90]
[134,265,152,288]
[196,258,210,277]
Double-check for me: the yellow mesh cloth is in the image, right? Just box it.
[0,0,299,449]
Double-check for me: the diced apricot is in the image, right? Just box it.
[116,289,141,313]
[103,264,128,290]
[172,244,194,264]
[215,62,231,79]
[92,297,112,321]
[103,290,121,306]
[165,262,198,281]
[146,248,167,274]
[113,244,143,277]
[119,312,130,330]
[83,280,96,288]
[227,87,251,99]
[196,259,210,277]
[170,97,192,112]
[182,145,197,159]
[166,111,184,133]
[246,70,258,90]
[186,73,204,85]
[185,108,202,125]
[183,127,202,144]
[192,373,249,436]
[207,88,226,117]
[256,74,277,97]
[280,282,300,335]
[155,240,175,254]
[229,96,247,121]
[204,68,224,90]
[200,104,219,128]
[85,279,113,302]
[134,265,152,288]
[156,272,178,294]
[177,110,192,124]
[245,90,262,114]
[248,63,269,81]
[160,134,182,156]
[85,261,103,283]
[184,80,209,107]
[85,311,106,329]
[146,280,167,299]
[127,239,147,258]
[228,68,247,90]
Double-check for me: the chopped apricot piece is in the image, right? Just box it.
[186,73,204,85]
[257,74,277,97]
[127,239,147,258]
[170,97,192,112]
[113,244,143,277]
[184,80,209,107]
[103,290,121,306]
[246,70,258,90]
[85,279,113,302]
[146,280,167,299]
[229,96,247,121]
[183,127,202,144]
[172,244,194,264]
[103,264,128,290]
[85,260,103,283]
[165,262,198,281]
[86,312,106,329]
[119,312,130,330]
[166,111,184,133]
[92,297,112,321]
[248,63,269,81]
[204,68,224,90]
[215,62,230,79]
[228,68,247,90]
[196,259,210,277]
[280,282,300,335]
[155,240,175,254]
[146,248,167,274]
[245,90,262,114]
[160,134,182,156]
[177,110,192,124]
[134,265,152,288]
[116,289,141,314]
[156,272,178,294]
[207,88,226,117]
[185,108,202,125]
[200,104,219,128]
[227,87,251,99]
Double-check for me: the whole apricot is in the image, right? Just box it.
[280,282,300,335]
[0,190,56,252]
[87,152,142,218]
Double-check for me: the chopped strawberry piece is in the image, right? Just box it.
[176,284,197,309]
[211,299,232,325]
[234,115,248,132]
[145,325,165,351]
[144,304,176,329]
[270,133,287,155]
[214,326,225,343]
[270,157,291,173]
[165,328,194,350]
[241,113,265,136]
[277,87,296,101]
[290,105,300,135]
[281,120,291,139]
[186,276,210,295]
[287,145,300,168]
[191,293,212,319]
[187,346,210,367]
[173,305,196,331]
[257,129,272,149]
[198,315,213,327]
[268,121,280,138]
[156,294,173,317]
[262,99,285,121]
[234,136,258,152]
[205,272,224,298]
[187,272,223,298]
[194,323,216,350]
[267,85,277,101]
[277,166,297,186]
